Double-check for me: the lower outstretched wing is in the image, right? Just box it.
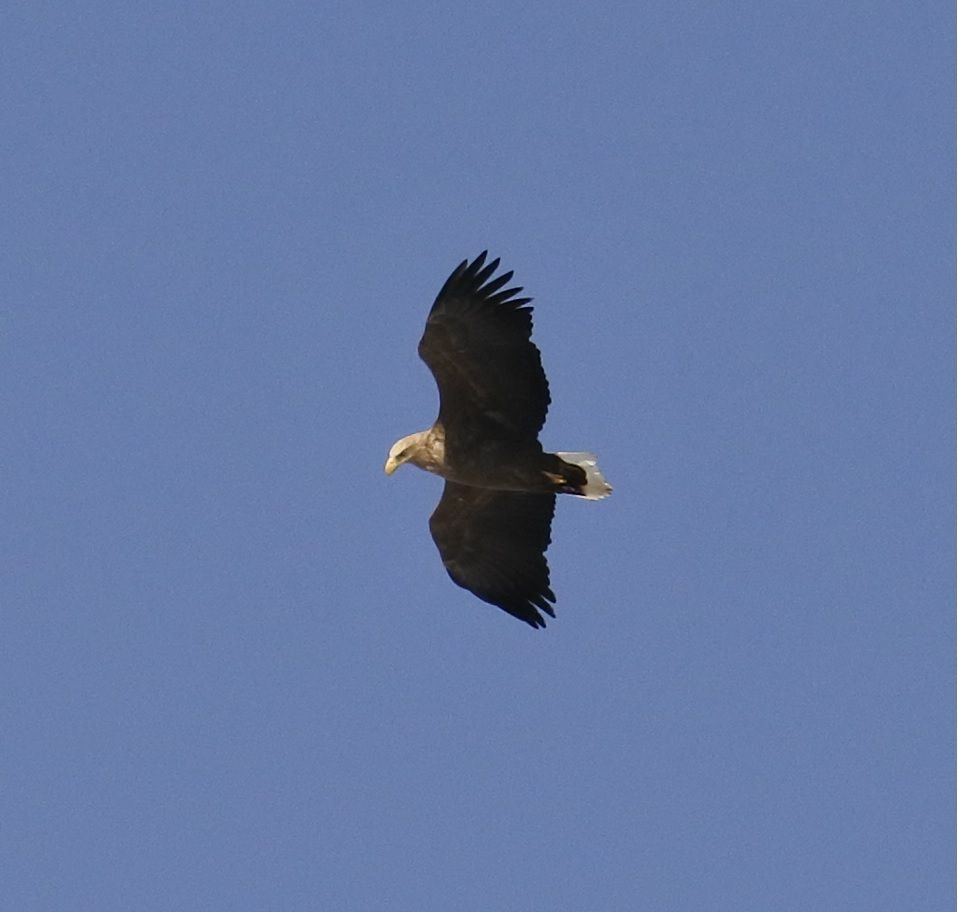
[428,481,557,628]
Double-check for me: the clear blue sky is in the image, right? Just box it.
[2,2,953,910]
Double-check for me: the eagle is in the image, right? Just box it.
[384,252,611,628]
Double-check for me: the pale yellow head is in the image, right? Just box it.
[384,432,425,475]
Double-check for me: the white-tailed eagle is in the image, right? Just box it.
[385,252,611,628]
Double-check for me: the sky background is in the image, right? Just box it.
[2,2,954,910]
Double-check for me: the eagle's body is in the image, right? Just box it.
[389,426,590,494]
[385,252,610,628]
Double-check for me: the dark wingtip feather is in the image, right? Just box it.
[432,252,536,316]
[481,270,514,295]
[514,590,557,628]
[487,286,526,306]
[534,598,556,617]
[474,257,500,287]
[521,608,549,629]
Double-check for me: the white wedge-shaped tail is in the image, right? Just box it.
[557,452,612,500]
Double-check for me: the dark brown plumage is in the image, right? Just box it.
[385,252,611,628]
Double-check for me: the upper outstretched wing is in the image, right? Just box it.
[418,252,551,445]
[428,481,557,628]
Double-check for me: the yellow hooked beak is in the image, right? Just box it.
[384,455,399,475]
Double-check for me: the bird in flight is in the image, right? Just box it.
[385,252,611,628]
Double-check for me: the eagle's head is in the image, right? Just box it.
[384,432,424,475]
